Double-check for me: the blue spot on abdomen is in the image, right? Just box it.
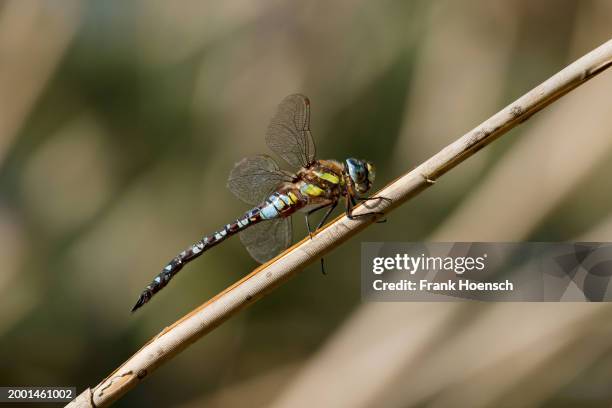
[261,204,279,219]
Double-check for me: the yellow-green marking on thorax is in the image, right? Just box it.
[314,170,340,184]
[301,183,325,197]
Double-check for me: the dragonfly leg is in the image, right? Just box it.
[357,196,392,203]
[304,210,319,239]
[315,201,337,275]
[304,202,337,274]
[345,192,353,217]
[347,193,387,223]
[316,201,338,230]
[305,202,338,239]
[304,214,314,239]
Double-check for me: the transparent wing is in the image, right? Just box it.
[266,94,316,169]
[227,155,293,205]
[240,218,292,264]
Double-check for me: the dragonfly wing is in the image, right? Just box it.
[240,217,292,264]
[227,154,293,205]
[266,94,316,169]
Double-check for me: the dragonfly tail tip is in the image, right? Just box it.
[131,292,150,313]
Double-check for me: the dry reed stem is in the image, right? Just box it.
[66,38,612,407]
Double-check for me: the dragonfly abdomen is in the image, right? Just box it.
[259,190,302,220]
[131,207,265,312]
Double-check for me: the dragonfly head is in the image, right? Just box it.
[345,158,376,194]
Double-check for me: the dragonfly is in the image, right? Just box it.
[131,94,387,312]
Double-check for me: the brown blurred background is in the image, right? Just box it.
[1,1,612,407]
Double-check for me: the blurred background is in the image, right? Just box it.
[1,0,612,407]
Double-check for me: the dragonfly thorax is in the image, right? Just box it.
[295,159,345,199]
